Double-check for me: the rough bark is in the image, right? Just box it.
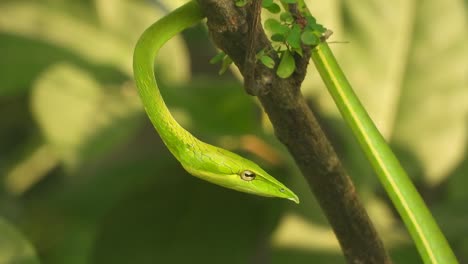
[195,0,392,263]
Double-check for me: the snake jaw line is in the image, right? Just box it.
[181,147,299,203]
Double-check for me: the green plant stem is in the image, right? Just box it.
[311,42,458,264]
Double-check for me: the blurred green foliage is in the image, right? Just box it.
[0,217,39,264]
[0,0,467,263]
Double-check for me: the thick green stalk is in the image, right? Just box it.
[311,42,458,264]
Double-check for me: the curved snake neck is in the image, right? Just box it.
[133,1,203,160]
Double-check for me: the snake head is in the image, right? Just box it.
[181,145,300,204]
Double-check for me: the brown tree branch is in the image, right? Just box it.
[196,0,392,263]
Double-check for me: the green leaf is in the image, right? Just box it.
[301,30,319,45]
[256,48,265,58]
[280,12,294,23]
[303,15,327,35]
[387,2,468,185]
[31,63,141,170]
[219,55,233,75]
[95,0,192,83]
[309,23,326,34]
[302,0,468,186]
[262,0,274,7]
[305,14,317,25]
[235,0,249,7]
[260,55,275,69]
[276,50,295,78]
[209,51,226,64]
[271,33,286,42]
[264,18,289,35]
[262,0,281,13]
[0,217,40,264]
[4,142,59,195]
[280,0,297,4]
[286,24,302,49]
[292,46,303,57]
[0,0,191,83]
[264,3,281,13]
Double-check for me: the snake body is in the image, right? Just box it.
[133,1,298,203]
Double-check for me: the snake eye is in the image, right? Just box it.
[240,170,256,181]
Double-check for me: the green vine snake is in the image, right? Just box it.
[132,1,460,262]
[133,1,299,203]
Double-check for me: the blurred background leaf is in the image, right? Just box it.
[303,0,468,185]
[0,0,466,263]
[31,62,141,170]
[0,217,39,264]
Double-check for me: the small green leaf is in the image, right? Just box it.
[280,12,294,23]
[260,55,275,69]
[32,63,141,169]
[219,55,233,75]
[261,0,274,8]
[286,24,302,49]
[301,30,319,45]
[256,48,265,58]
[305,15,317,25]
[209,51,226,64]
[270,33,285,42]
[308,23,327,34]
[235,0,249,7]
[293,46,303,57]
[276,50,295,78]
[0,217,40,264]
[264,19,289,35]
[264,18,280,31]
[263,3,281,13]
[280,0,297,4]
